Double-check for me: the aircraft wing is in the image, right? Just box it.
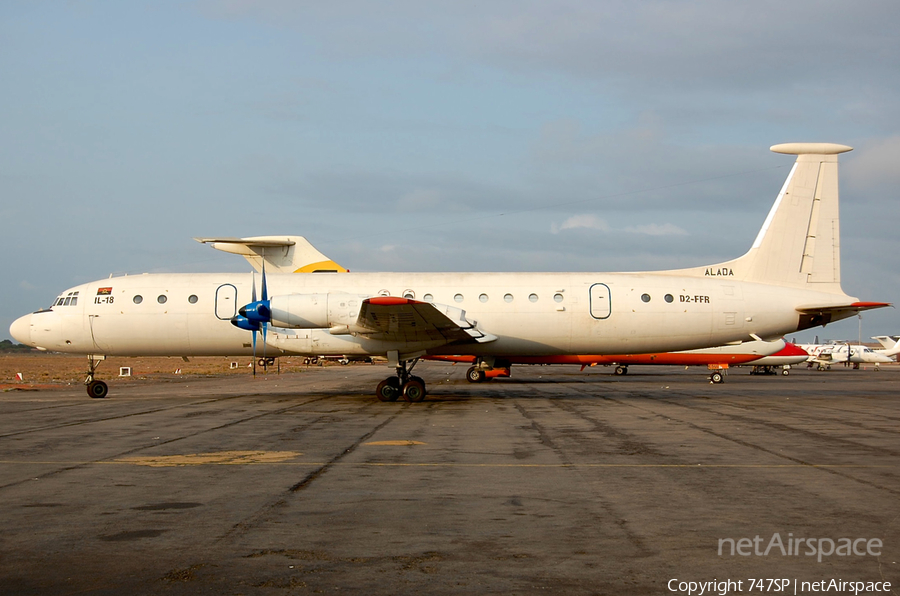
[355,297,496,345]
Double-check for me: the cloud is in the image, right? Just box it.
[18,281,36,290]
[623,223,689,236]
[551,214,610,234]
[551,214,687,237]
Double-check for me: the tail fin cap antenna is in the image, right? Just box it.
[770,143,853,155]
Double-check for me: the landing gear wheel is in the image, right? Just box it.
[782,369,790,376]
[403,378,426,403]
[376,377,401,402]
[87,380,109,399]
[614,365,628,376]
[466,367,486,383]
[710,371,724,384]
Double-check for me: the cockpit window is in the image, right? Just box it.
[55,291,79,307]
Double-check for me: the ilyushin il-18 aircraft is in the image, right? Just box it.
[9,143,889,400]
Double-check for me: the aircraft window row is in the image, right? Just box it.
[641,293,675,303]
[409,292,565,304]
[54,291,80,307]
[131,294,200,305]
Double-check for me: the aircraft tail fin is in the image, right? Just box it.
[873,336,900,357]
[195,236,348,273]
[674,143,853,294]
[871,335,900,350]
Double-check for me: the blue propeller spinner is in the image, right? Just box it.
[231,266,273,375]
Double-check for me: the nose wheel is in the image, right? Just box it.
[84,355,109,398]
[87,380,109,399]
[375,359,427,403]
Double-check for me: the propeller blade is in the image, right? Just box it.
[252,271,258,377]
[252,326,257,377]
[261,261,267,374]
[261,261,268,301]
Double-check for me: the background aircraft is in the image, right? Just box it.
[798,338,898,370]
[428,339,809,384]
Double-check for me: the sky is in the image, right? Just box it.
[2,0,899,345]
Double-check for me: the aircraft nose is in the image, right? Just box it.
[9,314,33,346]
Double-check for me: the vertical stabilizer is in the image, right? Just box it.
[675,143,852,294]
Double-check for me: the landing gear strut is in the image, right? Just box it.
[84,355,108,399]
[375,359,426,403]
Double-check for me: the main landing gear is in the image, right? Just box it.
[376,359,426,403]
[465,358,511,383]
[85,355,108,399]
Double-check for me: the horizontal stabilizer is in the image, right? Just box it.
[795,301,892,331]
[195,236,348,273]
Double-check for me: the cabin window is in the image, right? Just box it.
[504,293,514,303]
[528,293,539,303]
[641,293,651,303]
[553,293,564,303]
[665,294,674,303]
[133,295,143,304]
[479,293,489,303]
[378,289,390,297]
[454,293,464,303]
[423,294,434,303]
[188,295,198,304]
[158,295,167,304]
[403,290,415,299]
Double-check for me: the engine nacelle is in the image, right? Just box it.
[267,293,366,329]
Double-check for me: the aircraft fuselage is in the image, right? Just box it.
[16,271,840,358]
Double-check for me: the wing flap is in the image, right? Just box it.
[356,297,495,345]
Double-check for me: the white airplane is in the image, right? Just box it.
[9,143,889,400]
[799,337,899,370]
[872,335,900,352]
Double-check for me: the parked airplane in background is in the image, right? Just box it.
[9,143,889,400]
[428,339,809,383]
[872,335,900,352]
[799,337,900,370]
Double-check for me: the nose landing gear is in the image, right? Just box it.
[375,358,426,403]
[84,355,108,399]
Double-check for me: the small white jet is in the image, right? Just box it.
[800,337,899,370]
[9,143,889,400]
[872,335,900,352]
